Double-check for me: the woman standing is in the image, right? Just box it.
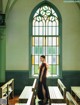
[37,55,49,104]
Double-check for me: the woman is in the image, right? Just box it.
[37,55,49,104]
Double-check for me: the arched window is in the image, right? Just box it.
[29,1,62,77]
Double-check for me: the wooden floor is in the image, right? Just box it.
[9,96,49,105]
[9,96,19,105]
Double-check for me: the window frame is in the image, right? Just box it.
[29,1,62,78]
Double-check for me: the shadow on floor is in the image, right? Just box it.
[38,100,49,105]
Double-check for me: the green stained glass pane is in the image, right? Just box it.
[34,46,38,55]
[52,65,57,74]
[57,65,59,72]
[39,46,42,55]
[34,65,39,74]
[39,46,45,55]
[49,65,53,74]
[47,47,56,55]
[53,47,56,55]
[34,46,45,55]
[49,65,57,75]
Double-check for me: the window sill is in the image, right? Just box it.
[29,74,62,79]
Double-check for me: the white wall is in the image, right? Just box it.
[6,0,80,70]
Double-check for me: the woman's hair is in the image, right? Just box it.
[40,55,45,59]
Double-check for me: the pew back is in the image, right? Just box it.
[58,79,66,99]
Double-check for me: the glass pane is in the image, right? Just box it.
[35,21,39,26]
[56,26,59,35]
[53,27,56,35]
[39,37,43,45]
[32,65,34,75]
[57,37,59,46]
[32,56,34,64]
[32,47,34,55]
[53,56,56,64]
[48,21,52,26]
[53,47,57,55]
[47,37,52,46]
[53,37,56,46]
[34,46,38,55]
[48,27,52,35]
[46,47,51,55]
[39,26,43,35]
[39,21,43,26]
[35,27,38,35]
[46,55,48,63]
[57,47,59,55]
[49,65,53,75]
[35,37,38,45]
[39,46,45,55]
[34,65,39,74]
[46,47,57,55]
[52,65,57,74]
[57,65,59,71]
[53,21,56,26]
[32,37,34,46]
[43,37,45,46]
[39,46,42,55]
[35,56,39,64]
[57,56,59,64]
[49,65,57,75]
[48,56,52,64]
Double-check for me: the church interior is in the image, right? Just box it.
[0,0,80,105]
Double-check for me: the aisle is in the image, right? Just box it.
[9,96,49,105]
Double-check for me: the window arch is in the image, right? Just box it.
[29,1,62,77]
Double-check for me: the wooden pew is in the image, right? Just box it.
[57,79,66,100]
[0,78,14,105]
[15,91,34,105]
[48,79,66,105]
[66,92,79,105]
[19,79,37,104]
[51,103,67,105]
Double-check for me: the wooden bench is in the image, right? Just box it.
[51,103,67,105]
[57,79,66,100]
[71,86,80,102]
[15,91,34,105]
[0,78,14,105]
[66,92,79,105]
[48,79,66,105]
[19,79,37,104]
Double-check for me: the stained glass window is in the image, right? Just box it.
[31,5,60,76]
